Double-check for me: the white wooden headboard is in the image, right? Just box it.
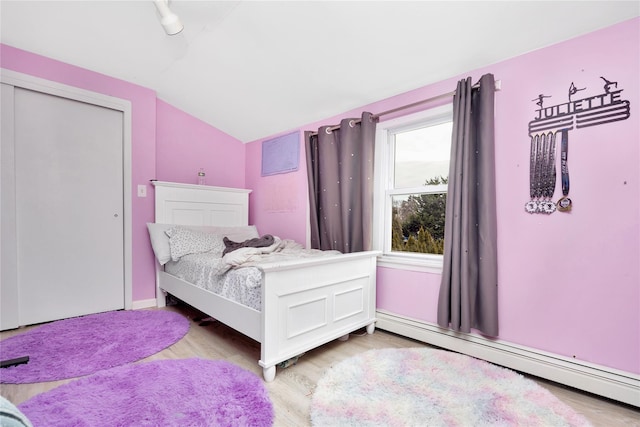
[151,181,252,227]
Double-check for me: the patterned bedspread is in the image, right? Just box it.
[164,237,341,311]
[164,254,263,311]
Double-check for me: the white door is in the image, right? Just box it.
[4,86,124,326]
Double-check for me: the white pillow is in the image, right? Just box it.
[147,223,174,265]
[165,227,225,261]
[146,223,259,265]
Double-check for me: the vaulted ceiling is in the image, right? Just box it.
[1,1,638,142]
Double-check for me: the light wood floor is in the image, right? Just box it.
[1,303,639,426]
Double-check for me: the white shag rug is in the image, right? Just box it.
[311,347,592,427]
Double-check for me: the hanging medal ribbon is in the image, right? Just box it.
[537,133,547,213]
[556,129,572,212]
[525,135,540,213]
[525,132,556,214]
[542,132,556,214]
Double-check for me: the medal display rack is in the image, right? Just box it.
[526,76,630,215]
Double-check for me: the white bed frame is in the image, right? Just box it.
[151,181,379,381]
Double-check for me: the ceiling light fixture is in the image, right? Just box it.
[153,0,184,36]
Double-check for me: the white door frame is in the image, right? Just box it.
[1,68,133,312]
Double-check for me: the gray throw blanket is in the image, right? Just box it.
[222,234,275,256]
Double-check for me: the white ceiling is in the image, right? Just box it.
[1,1,638,142]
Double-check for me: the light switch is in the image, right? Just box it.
[137,184,147,197]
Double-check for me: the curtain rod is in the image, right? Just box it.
[309,80,501,136]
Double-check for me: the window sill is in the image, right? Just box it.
[377,254,443,274]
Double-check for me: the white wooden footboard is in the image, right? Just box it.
[258,251,379,381]
[157,250,379,381]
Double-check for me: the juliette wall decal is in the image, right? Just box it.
[525,76,631,214]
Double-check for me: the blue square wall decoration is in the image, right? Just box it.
[261,131,300,176]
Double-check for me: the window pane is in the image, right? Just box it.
[393,122,452,188]
[391,193,446,255]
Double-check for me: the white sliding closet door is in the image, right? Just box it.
[11,87,124,325]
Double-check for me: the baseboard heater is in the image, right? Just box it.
[375,311,640,408]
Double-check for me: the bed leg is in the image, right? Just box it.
[366,322,376,335]
[156,289,167,308]
[263,365,276,382]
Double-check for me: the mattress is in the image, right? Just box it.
[164,253,262,311]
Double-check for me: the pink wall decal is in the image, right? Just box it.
[245,136,309,241]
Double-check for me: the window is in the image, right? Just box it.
[373,105,453,271]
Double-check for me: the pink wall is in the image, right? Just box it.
[245,18,640,374]
[2,17,637,374]
[156,100,245,188]
[245,137,309,240]
[1,45,246,304]
[1,44,158,302]
[488,18,639,374]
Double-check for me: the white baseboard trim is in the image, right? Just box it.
[376,311,640,407]
[131,298,158,310]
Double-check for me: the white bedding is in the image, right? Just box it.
[222,237,341,267]
[164,237,341,312]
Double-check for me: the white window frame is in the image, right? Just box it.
[373,104,453,273]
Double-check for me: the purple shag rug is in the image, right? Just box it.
[0,310,189,383]
[19,358,274,427]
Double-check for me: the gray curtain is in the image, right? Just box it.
[305,112,376,253]
[437,74,499,337]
